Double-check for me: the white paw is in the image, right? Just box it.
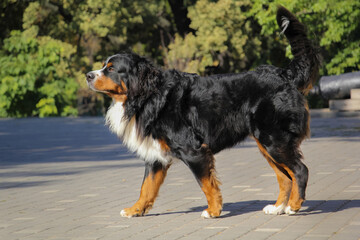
[284,206,297,215]
[201,210,211,219]
[263,204,285,215]
[120,209,132,218]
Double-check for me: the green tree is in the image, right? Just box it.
[17,0,172,115]
[166,0,360,76]
[0,27,78,117]
[249,0,360,75]
[0,0,28,40]
[1,0,359,117]
[165,0,262,74]
[21,1,169,65]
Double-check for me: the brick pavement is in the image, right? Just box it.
[0,114,359,240]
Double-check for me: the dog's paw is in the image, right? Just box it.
[201,208,221,219]
[201,210,211,219]
[120,209,134,218]
[120,209,130,218]
[284,206,298,215]
[263,204,285,215]
[120,208,142,218]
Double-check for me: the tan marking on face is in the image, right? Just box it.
[93,75,127,102]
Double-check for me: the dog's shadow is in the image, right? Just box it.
[148,199,360,218]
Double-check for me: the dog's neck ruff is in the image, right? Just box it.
[105,101,171,165]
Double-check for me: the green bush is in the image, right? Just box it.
[0,27,78,117]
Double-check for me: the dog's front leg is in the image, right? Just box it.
[120,161,170,218]
[185,144,223,218]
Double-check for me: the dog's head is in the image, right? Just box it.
[86,53,160,103]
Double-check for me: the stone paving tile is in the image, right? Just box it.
[0,116,360,239]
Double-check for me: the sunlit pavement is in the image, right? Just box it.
[1,112,360,240]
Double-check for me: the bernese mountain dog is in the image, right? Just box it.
[86,6,320,218]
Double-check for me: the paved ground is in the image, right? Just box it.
[0,113,360,240]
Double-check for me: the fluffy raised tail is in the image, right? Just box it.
[277,6,320,95]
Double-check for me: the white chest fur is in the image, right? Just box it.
[105,102,171,165]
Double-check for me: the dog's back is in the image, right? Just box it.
[176,7,321,153]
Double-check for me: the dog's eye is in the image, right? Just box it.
[108,67,115,72]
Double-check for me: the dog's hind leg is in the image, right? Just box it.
[255,139,292,215]
[270,144,308,215]
[255,138,308,215]
[281,159,308,214]
[184,144,222,218]
[120,161,170,218]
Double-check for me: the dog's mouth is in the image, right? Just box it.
[88,84,103,93]
[87,82,126,95]
[86,78,103,93]
[86,71,127,97]
[106,89,127,96]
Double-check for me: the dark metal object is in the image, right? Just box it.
[310,71,360,99]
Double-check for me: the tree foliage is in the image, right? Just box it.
[0,27,78,117]
[249,0,360,75]
[0,0,359,117]
[166,0,262,74]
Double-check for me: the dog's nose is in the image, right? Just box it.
[86,72,95,82]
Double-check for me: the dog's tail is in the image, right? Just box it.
[277,6,320,95]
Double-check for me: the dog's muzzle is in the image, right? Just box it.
[86,71,99,91]
[86,72,95,83]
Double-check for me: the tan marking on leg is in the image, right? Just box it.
[199,152,222,218]
[255,139,292,208]
[200,174,222,218]
[267,160,292,207]
[281,165,304,212]
[121,166,169,217]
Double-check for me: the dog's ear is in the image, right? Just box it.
[134,60,170,136]
[124,57,165,129]
[137,60,161,94]
[126,57,160,98]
